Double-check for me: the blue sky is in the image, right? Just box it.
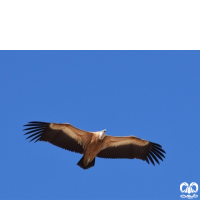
[0,51,199,200]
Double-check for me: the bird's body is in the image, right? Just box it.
[24,121,166,169]
[83,133,104,166]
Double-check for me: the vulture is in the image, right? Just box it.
[23,121,166,169]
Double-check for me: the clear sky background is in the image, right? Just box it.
[0,51,199,200]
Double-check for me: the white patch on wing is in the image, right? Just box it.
[50,123,82,145]
[110,137,149,147]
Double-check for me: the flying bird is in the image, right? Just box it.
[23,121,166,169]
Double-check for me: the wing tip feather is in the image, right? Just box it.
[23,121,48,142]
[147,142,166,166]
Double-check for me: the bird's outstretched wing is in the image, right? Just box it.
[97,135,166,165]
[23,121,92,154]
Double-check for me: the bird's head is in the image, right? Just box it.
[99,129,106,140]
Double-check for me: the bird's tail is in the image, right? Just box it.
[77,156,95,170]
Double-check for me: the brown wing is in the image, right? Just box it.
[23,121,93,154]
[97,135,166,165]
